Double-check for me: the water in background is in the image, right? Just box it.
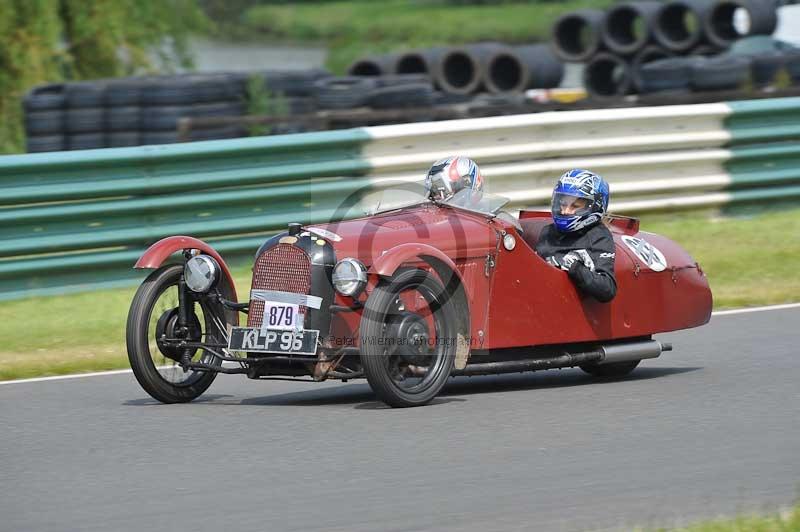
[188,38,326,72]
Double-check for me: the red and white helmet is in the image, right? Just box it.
[424,156,483,202]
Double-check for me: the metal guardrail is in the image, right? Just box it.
[1,97,800,300]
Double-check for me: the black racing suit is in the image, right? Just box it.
[535,222,617,302]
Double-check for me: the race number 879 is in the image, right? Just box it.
[263,302,301,330]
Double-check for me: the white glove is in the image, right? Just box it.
[573,249,595,272]
[560,252,581,271]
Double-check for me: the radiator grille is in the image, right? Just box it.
[248,244,312,328]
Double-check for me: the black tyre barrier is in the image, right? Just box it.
[631,45,674,92]
[691,54,751,91]
[432,91,475,105]
[107,106,141,132]
[181,75,239,103]
[691,44,728,56]
[189,126,244,142]
[434,46,482,95]
[68,133,106,151]
[602,1,662,57]
[256,69,331,98]
[367,83,435,109]
[373,74,432,88]
[24,84,66,111]
[313,76,377,109]
[190,102,245,118]
[287,97,317,115]
[141,80,194,105]
[108,131,141,147]
[551,9,606,62]
[583,53,633,97]
[653,0,709,52]
[141,131,181,145]
[395,49,452,79]
[704,0,778,49]
[142,105,193,131]
[348,55,395,76]
[784,50,800,81]
[750,51,785,86]
[484,44,564,93]
[27,134,66,153]
[437,43,508,95]
[65,107,105,133]
[66,82,107,108]
[25,110,65,136]
[106,80,143,106]
[639,57,696,92]
[394,50,433,75]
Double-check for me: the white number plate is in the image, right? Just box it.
[262,302,301,330]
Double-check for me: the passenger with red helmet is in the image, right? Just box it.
[425,156,483,202]
[535,169,617,302]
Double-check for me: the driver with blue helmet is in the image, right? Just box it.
[535,169,617,302]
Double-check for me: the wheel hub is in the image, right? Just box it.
[388,311,431,363]
[155,307,202,362]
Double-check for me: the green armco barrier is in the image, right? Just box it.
[725,97,800,145]
[2,96,800,301]
[0,129,374,300]
[0,130,372,205]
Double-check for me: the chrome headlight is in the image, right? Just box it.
[332,258,367,296]
[184,255,219,293]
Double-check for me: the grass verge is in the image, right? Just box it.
[651,503,800,531]
[1,207,799,381]
[239,0,615,73]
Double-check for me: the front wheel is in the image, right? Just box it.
[126,264,225,403]
[360,269,457,408]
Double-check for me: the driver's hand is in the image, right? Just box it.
[561,252,580,271]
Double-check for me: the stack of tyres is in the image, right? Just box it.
[106,80,142,147]
[24,85,67,153]
[141,75,244,145]
[65,83,107,150]
[551,0,782,97]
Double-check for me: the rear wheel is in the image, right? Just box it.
[126,264,226,403]
[580,360,640,377]
[360,269,457,407]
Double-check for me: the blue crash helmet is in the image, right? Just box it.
[551,169,610,233]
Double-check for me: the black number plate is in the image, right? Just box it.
[228,327,319,355]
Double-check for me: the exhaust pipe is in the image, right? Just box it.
[451,339,670,376]
[598,339,671,364]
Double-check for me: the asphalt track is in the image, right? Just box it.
[2,306,798,532]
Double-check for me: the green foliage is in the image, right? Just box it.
[649,504,800,531]
[0,0,207,154]
[245,75,290,136]
[241,0,615,73]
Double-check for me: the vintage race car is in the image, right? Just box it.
[126,188,712,407]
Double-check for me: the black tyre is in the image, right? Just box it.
[65,82,107,108]
[25,110,65,135]
[691,55,750,91]
[67,133,106,150]
[108,131,141,147]
[65,107,105,133]
[580,360,640,377]
[360,269,457,408]
[24,84,66,111]
[107,106,141,131]
[26,134,66,153]
[126,264,225,403]
[367,83,434,109]
[314,76,377,109]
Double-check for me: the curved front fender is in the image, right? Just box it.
[370,242,468,298]
[135,235,238,302]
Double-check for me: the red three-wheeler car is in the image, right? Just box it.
[126,188,712,407]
